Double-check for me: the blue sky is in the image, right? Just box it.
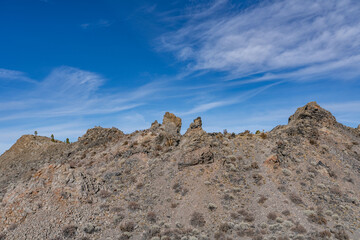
[1,0,360,153]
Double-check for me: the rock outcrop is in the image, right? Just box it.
[0,103,359,240]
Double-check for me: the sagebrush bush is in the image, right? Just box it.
[289,193,303,205]
[147,211,157,223]
[291,223,306,234]
[128,201,140,211]
[62,225,78,238]
[267,212,277,221]
[190,212,206,227]
[120,222,135,232]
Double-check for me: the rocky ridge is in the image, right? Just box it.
[0,102,359,240]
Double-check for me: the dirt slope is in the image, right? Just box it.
[0,102,359,240]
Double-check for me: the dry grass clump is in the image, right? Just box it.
[190,212,206,227]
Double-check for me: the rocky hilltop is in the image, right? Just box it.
[0,102,359,240]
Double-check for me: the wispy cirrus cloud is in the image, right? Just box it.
[159,0,360,83]
[0,68,37,83]
[80,19,112,29]
[0,66,154,122]
[182,81,281,115]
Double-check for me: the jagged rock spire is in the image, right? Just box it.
[162,112,182,134]
[189,117,202,130]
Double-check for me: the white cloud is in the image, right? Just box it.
[159,0,360,82]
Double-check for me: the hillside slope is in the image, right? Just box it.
[0,102,359,240]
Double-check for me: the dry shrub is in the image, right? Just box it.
[98,190,112,199]
[120,222,135,232]
[190,212,206,227]
[147,211,157,223]
[260,132,267,139]
[214,231,225,240]
[0,233,6,240]
[113,214,125,225]
[219,222,232,232]
[282,210,291,216]
[99,204,110,211]
[63,225,78,238]
[333,227,349,240]
[252,173,263,185]
[128,201,140,211]
[319,230,331,238]
[309,139,318,145]
[289,193,303,205]
[258,196,268,204]
[291,223,307,234]
[267,212,277,221]
[278,237,290,240]
[230,212,239,220]
[8,223,18,231]
[330,186,342,196]
[244,214,255,222]
[110,207,123,213]
[308,212,327,225]
[136,182,144,189]
[251,162,259,169]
